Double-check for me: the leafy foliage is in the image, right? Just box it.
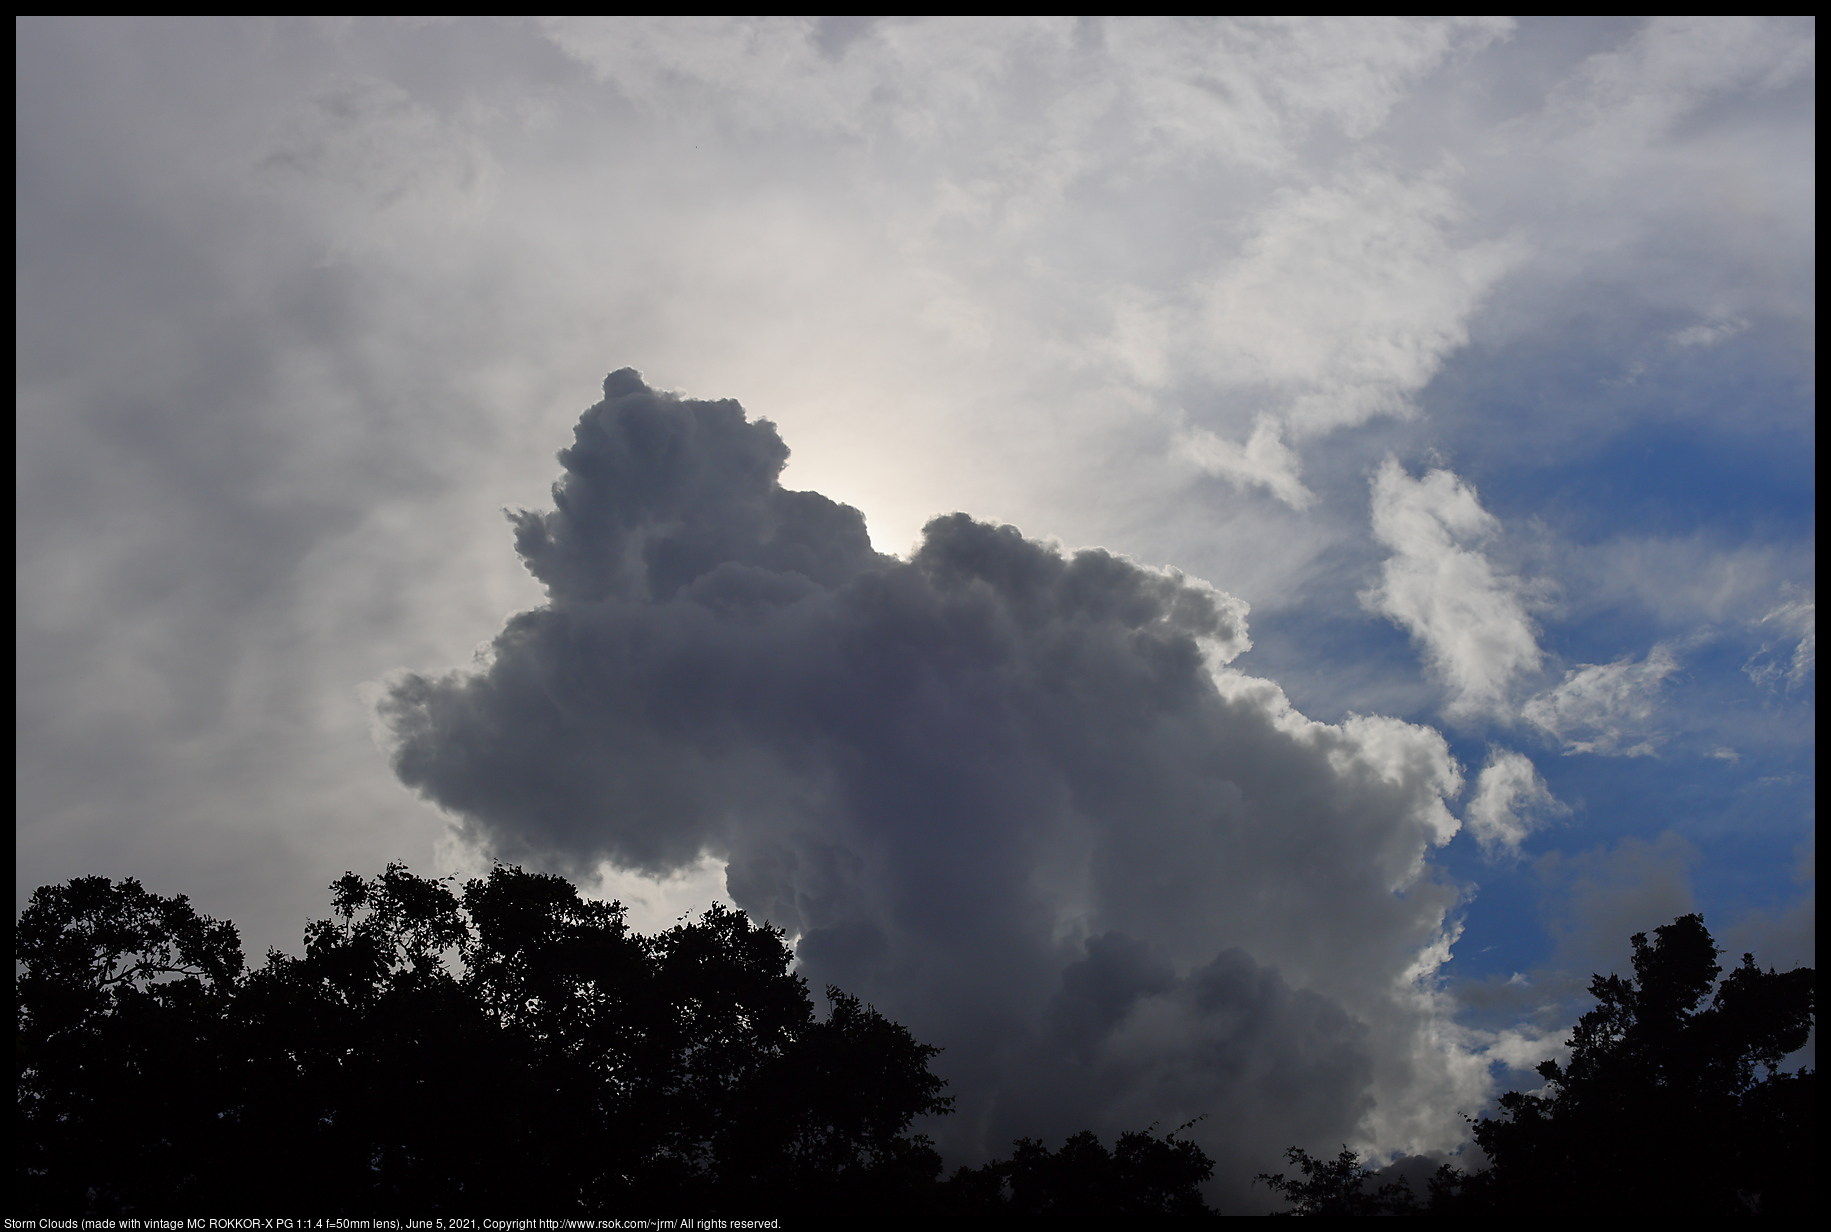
[1253,1146,1432,1216]
[939,1121,1217,1216]
[16,864,953,1213]
[1462,914,1814,1216]
[16,877,245,1211]
[1256,914,1815,1216]
[21,865,1219,1215]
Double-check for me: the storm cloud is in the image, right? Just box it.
[381,370,1482,1197]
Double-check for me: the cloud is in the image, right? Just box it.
[540,17,1511,157]
[1523,644,1681,756]
[1201,169,1523,434]
[1454,831,1704,1052]
[1744,591,1815,691]
[1551,538,1811,629]
[256,76,497,237]
[1179,167,1523,508]
[1103,17,1513,161]
[1536,832,1699,995]
[1668,317,1749,349]
[1031,934,1380,1209]
[380,370,1486,1193]
[1177,415,1313,509]
[1465,748,1565,859]
[1363,459,1544,719]
[540,19,1523,515]
[1543,16,1815,161]
[1721,835,1815,1035]
[18,18,1808,1205]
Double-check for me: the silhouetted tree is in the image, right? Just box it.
[1256,915,1815,1216]
[1253,1145,1430,1216]
[1460,914,1814,1216]
[226,864,550,1207]
[18,866,1252,1217]
[17,864,952,1214]
[16,876,244,1209]
[938,1123,1217,1215]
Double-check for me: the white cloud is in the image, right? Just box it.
[1553,537,1810,628]
[1669,317,1749,348]
[540,16,1082,138]
[1177,415,1314,509]
[541,17,1513,163]
[1465,748,1566,859]
[1523,645,1681,756]
[1101,17,1513,166]
[1203,170,1523,435]
[542,19,1526,515]
[1544,16,1815,160]
[1744,591,1815,690]
[1363,459,1544,719]
[1181,168,1523,507]
[1466,1021,1570,1080]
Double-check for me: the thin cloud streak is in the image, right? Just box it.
[1523,646,1682,757]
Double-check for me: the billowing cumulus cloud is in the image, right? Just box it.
[1363,459,1545,719]
[380,371,1488,1201]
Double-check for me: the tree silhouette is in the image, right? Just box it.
[18,865,1232,1214]
[1255,914,1815,1216]
[938,1123,1217,1215]
[1461,914,1814,1216]
[17,864,953,1213]
[1253,1145,1428,1216]
[16,876,244,1209]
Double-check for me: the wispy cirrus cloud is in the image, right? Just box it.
[1180,168,1523,508]
[1743,591,1815,692]
[1522,645,1681,756]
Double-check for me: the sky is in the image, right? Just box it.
[15,16,1814,1211]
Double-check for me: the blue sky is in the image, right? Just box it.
[16,17,1813,1211]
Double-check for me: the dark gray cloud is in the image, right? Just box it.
[1032,934,1378,1211]
[381,371,1477,1199]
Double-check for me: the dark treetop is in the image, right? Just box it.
[1256,914,1814,1216]
[17,865,1217,1216]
